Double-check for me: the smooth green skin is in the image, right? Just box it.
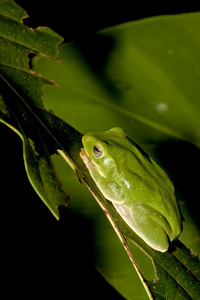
[80,127,182,252]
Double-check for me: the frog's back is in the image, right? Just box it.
[118,140,179,211]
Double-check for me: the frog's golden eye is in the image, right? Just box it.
[93,145,102,157]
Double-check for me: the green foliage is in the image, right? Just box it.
[1,1,200,299]
[0,0,69,218]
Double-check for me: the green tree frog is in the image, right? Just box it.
[80,127,182,252]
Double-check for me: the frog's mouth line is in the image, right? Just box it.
[80,148,96,167]
[80,148,106,177]
[80,148,91,163]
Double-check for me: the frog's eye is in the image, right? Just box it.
[93,145,103,157]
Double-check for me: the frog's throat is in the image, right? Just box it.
[88,158,106,178]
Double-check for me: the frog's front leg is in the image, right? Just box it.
[97,178,125,204]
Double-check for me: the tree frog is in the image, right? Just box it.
[80,127,182,252]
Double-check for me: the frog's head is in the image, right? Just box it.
[80,133,110,177]
[80,127,126,177]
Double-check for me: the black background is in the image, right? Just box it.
[14,1,200,41]
[2,2,200,299]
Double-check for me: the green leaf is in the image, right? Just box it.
[148,245,200,299]
[0,0,62,106]
[0,0,67,219]
[0,0,61,59]
[35,13,200,148]
[32,12,200,299]
[0,76,71,219]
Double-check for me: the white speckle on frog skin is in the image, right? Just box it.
[103,157,113,167]
[155,102,168,114]
[124,180,131,189]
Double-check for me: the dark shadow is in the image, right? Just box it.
[0,124,124,299]
[74,33,121,99]
[155,140,200,229]
[15,0,200,41]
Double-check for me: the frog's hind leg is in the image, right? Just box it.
[131,203,171,252]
